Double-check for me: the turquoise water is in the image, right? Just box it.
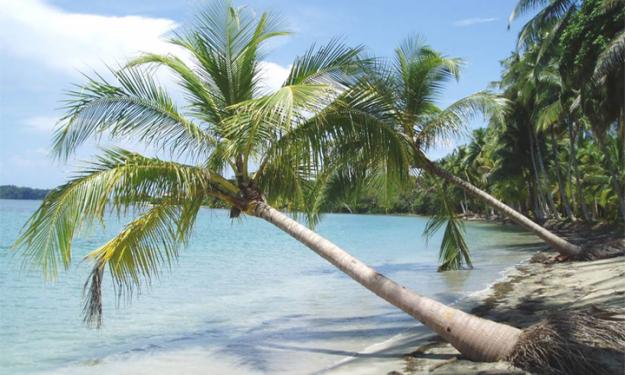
[0,199,541,374]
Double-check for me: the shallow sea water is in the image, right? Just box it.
[0,199,541,374]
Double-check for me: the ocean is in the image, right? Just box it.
[0,199,541,374]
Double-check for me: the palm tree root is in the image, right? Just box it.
[507,307,625,375]
[574,239,625,261]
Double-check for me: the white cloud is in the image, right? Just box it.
[453,17,498,27]
[0,0,177,74]
[257,61,291,93]
[23,115,58,133]
[0,0,291,89]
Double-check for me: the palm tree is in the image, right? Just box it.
[13,1,529,364]
[533,61,576,219]
[558,0,625,220]
[508,0,578,55]
[360,38,582,257]
[510,0,625,221]
[593,28,625,81]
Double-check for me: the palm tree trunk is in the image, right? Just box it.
[524,175,534,217]
[569,123,591,221]
[550,129,575,219]
[619,109,624,171]
[527,128,548,222]
[530,180,544,221]
[419,156,582,258]
[462,184,471,214]
[253,201,521,362]
[536,134,559,218]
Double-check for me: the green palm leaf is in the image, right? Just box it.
[13,148,229,278]
[83,200,201,327]
[423,186,472,272]
[593,29,625,81]
[417,91,508,151]
[53,68,216,160]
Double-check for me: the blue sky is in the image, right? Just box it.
[0,0,529,188]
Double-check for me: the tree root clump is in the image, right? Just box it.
[508,307,625,375]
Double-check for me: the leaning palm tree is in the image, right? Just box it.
[13,3,619,372]
[13,1,521,363]
[359,38,583,257]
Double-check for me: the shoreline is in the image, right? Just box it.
[317,258,533,374]
[321,234,625,374]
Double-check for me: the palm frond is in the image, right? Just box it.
[509,0,574,25]
[83,200,201,327]
[513,0,576,52]
[394,37,463,122]
[509,0,551,24]
[125,53,225,124]
[593,30,625,82]
[13,148,229,278]
[417,91,509,150]
[301,158,386,227]
[171,1,289,106]
[286,40,364,87]
[53,68,216,160]
[222,83,336,162]
[254,78,414,206]
[536,100,563,133]
[423,187,472,271]
[218,41,371,181]
[534,7,575,63]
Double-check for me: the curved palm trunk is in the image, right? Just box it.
[527,128,548,222]
[419,157,582,258]
[536,134,559,218]
[253,202,521,362]
[550,130,575,219]
[568,123,591,221]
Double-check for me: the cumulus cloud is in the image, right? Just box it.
[453,17,498,27]
[0,0,177,74]
[1,0,291,89]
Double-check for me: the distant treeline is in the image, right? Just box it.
[0,185,50,200]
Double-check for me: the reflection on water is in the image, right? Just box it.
[440,269,472,291]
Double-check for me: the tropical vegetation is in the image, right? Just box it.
[0,185,50,200]
[425,0,624,228]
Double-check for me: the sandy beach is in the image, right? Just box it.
[324,239,625,374]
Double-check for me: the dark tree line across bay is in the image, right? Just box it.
[0,185,50,200]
